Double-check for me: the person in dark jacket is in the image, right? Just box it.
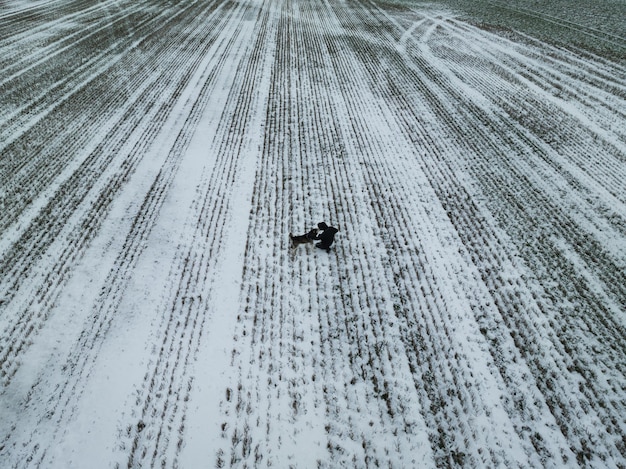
[314,222,338,252]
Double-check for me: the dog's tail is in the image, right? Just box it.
[289,233,295,248]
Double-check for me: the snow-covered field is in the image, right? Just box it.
[1,0,625,466]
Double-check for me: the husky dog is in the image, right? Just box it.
[289,228,318,248]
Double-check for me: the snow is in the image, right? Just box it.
[1,0,625,467]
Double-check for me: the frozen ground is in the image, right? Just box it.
[0,0,625,467]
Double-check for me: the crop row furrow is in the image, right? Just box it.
[413,21,626,245]
[220,0,417,464]
[0,0,212,198]
[0,0,232,385]
[335,0,626,464]
[221,3,300,465]
[322,1,624,460]
[376,8,626,462]
[122,1,272,466]
[421,30,626,204]
[0,0,149,88]
[0,0,94,41]
[0,0,223,279]
[0,8,162,138]
[414,48,626,302]
[392,6,626,323]
[406,26,626,203]
[324,5,501,465]
[432,18,626,150]
[28,12,244,464]
[483,0,626,49]
[439,17,626,103]
[303,4,444,466]
[319,0,529,465]
[446,82,626,468]
[327,6,545,467]
[304,40,419,469]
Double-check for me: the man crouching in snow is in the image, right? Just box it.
[314,222,338,253]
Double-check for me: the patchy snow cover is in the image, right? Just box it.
[0,0,625,467]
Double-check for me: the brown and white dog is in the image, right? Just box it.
[289,228,318,248]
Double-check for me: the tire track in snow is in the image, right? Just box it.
[356,2,626,464]
[1,0,624,466]
[435,17,626,127]
[426,17,626,204]
[401,15,626,301]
